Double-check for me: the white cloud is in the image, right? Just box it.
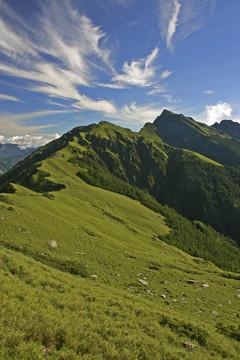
[105,102,165,127]
[203,90,213,95]
[73,96,117,114]
[0,109,73,136]
[166,0,182,49]
[46,100,69,108]
[0,0,171,134]
[0,133,60,149]
[0,0,115,115]
[158,0,216,49]
[147,84,167,95]
[160,70,173,79]
[161,94,178,103]
[111,47,159,87]
[94,82,127,89]
[204,102,232,125]
[0,94,22,102]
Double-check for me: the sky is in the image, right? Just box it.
[0,0,240,148]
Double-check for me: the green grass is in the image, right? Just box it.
[0,157,240,359]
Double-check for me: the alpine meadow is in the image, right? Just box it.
[0,110,240,359]
[1,0,240,359]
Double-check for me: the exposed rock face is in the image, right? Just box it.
[48,240,57,248]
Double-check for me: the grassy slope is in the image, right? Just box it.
[0,156,240,359]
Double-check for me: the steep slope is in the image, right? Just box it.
[212,120,240,141]
[0,121,239,271]
[144,109,240,169]
[0,155,240,359]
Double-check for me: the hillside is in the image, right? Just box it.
[0,154,240,359]
[1,119,240,255]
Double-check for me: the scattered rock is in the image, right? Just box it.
[48,240,57,248]
[160,294,166,299]
[91,274,98,279]
[139,279,148,285]
[75,251,84,255]
[202,283,209,288]
[219,304,223,307]
[227,300,232,304]
[186,279,197,284]
[181,341,207,353]
[0,216,4,219]
[127,286,134,290]
[237,294,240,299]
[116,273,121,277]
[181,341,195,349]
[211,311,218,316]
[164,281,168,284]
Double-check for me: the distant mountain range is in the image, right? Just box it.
[0,144,36,173]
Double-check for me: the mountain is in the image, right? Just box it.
[145,109,240,169]
[1,119,240,258]
[2,117,240,246]
[0,143,36,173]
[212,119,240,141]
[0,114,240,359]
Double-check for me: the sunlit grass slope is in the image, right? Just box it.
[0,156,240,359]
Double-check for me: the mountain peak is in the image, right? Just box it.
[155,109,175,121]
[212,119,240,141]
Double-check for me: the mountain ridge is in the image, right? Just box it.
[1,110,240,359]
[1,112,240,254]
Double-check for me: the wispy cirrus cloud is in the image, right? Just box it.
[147,84,167,96]
[160,70,173,79]
[0,94,22,102]
[0,0,172,134]
[111,47,159,87]
[203,90,214,95]
[158,0,216,49]
[0,0,115,115]
[166,0,182,49]
[0,109,73,136]
[105,102,165,127]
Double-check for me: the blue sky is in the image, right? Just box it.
[0,0,240,147]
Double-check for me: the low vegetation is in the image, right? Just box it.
[0,112,240,358]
